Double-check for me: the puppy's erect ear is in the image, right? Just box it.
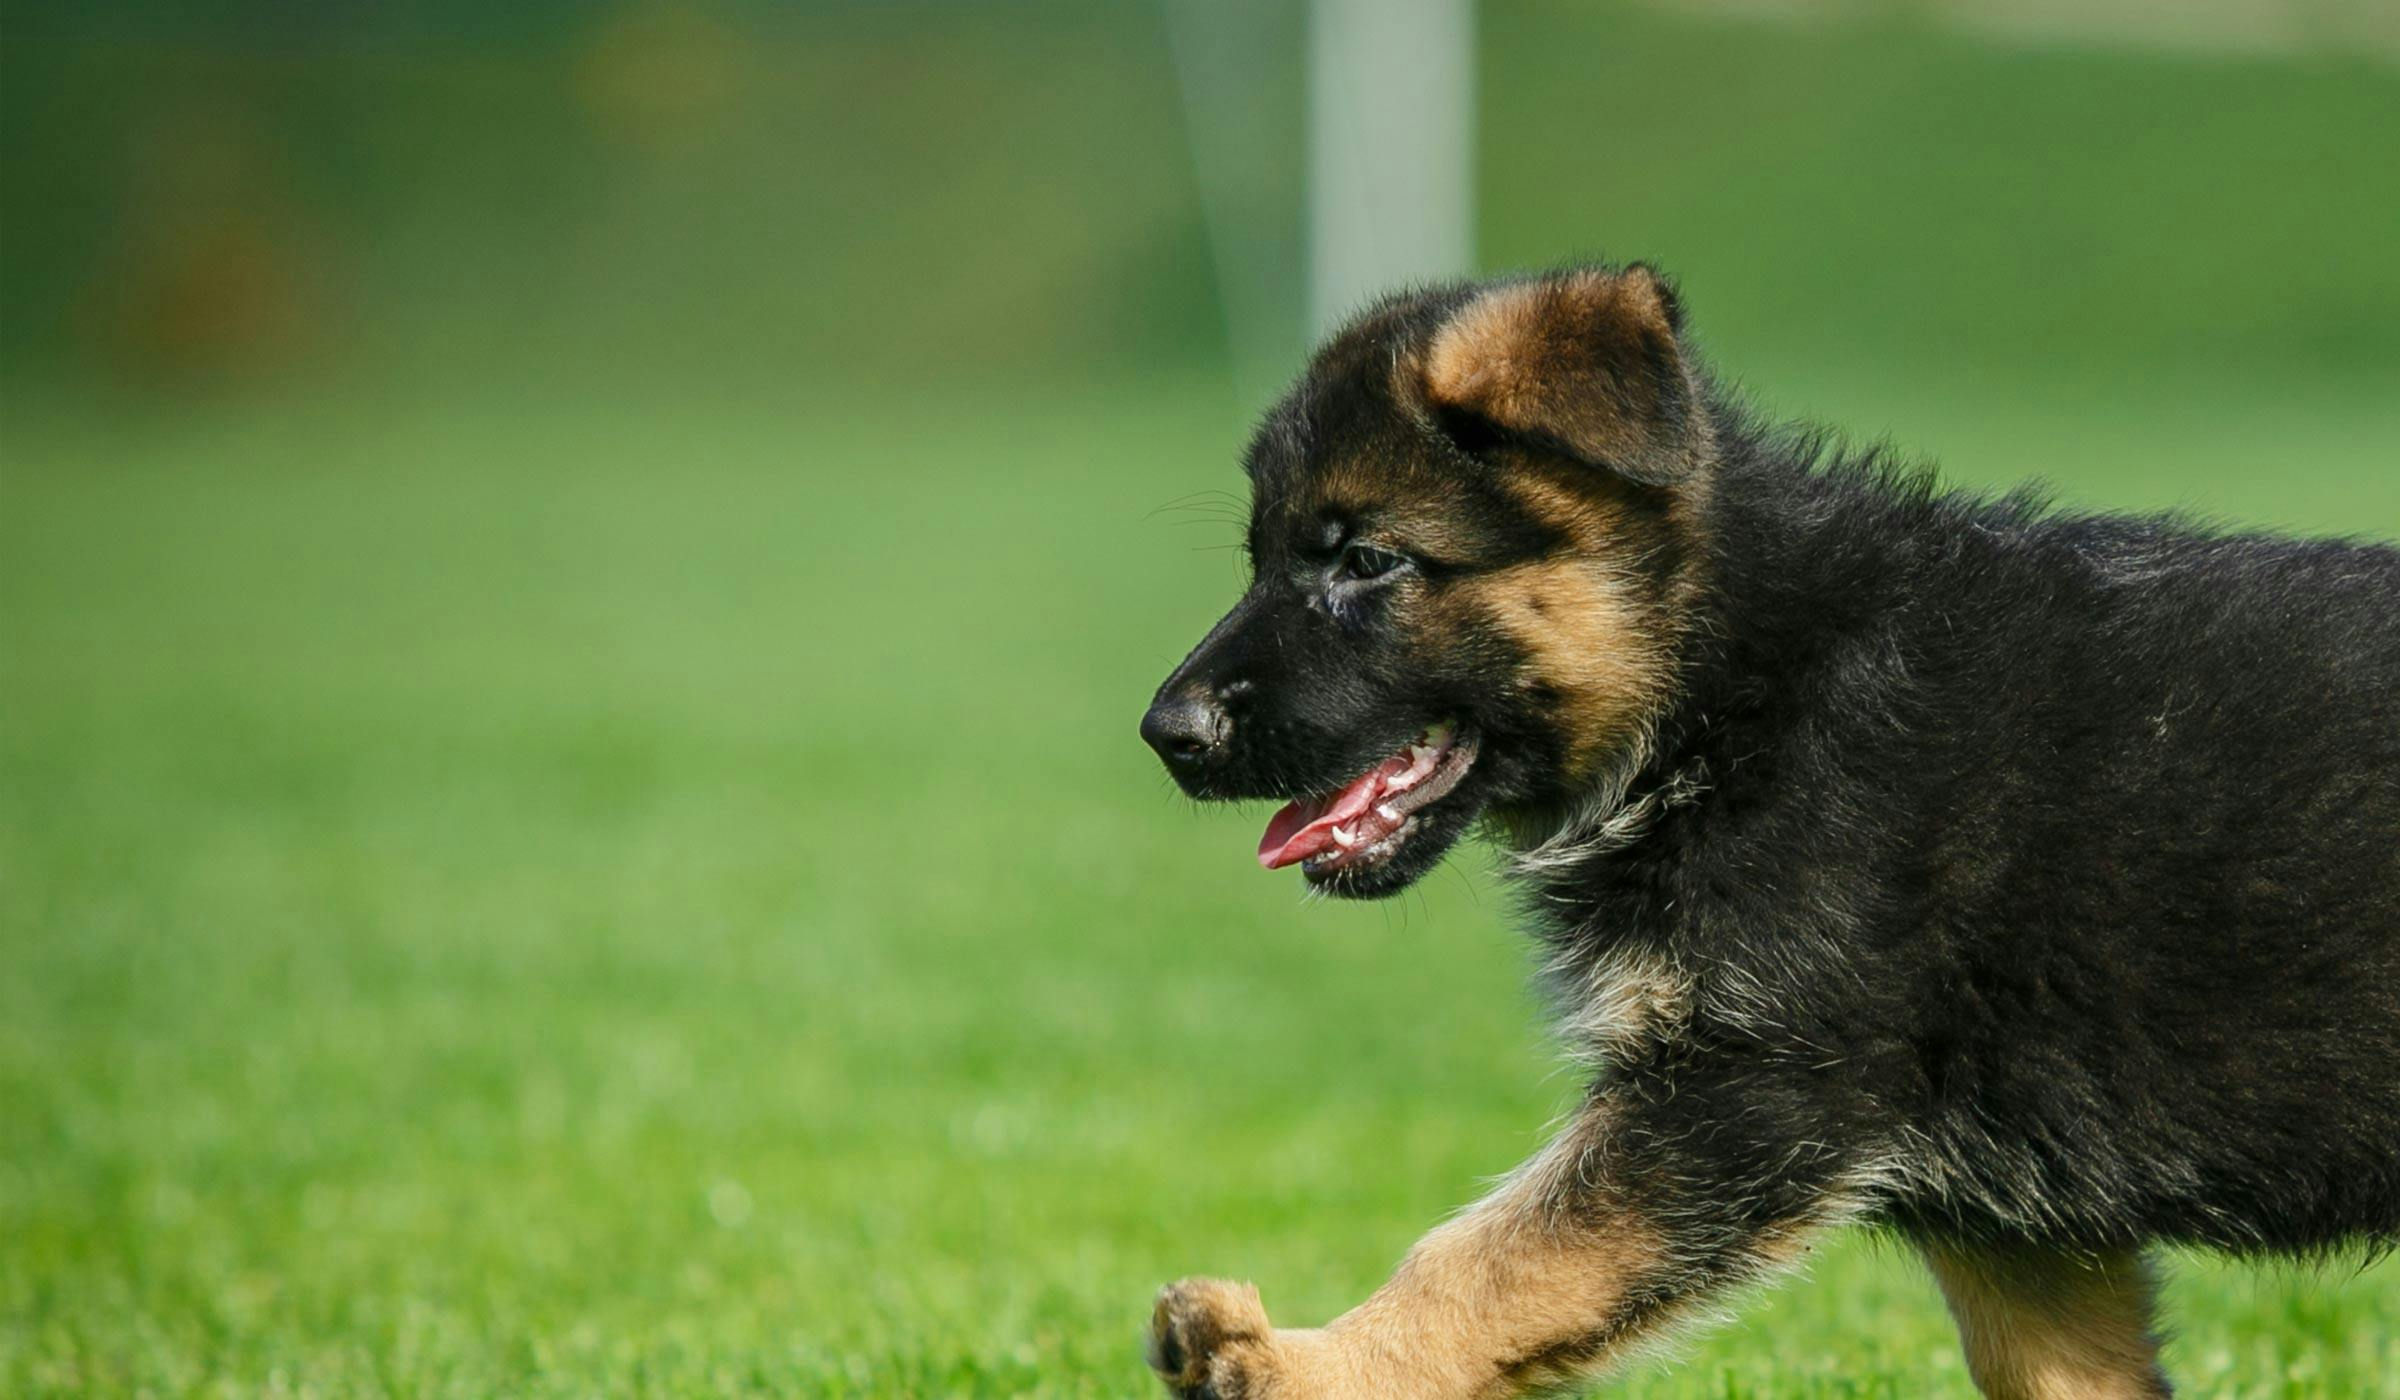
[1422,265,1707,486]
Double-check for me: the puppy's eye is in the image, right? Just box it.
[1339,543,1407,581]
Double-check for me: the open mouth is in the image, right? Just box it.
[1256,722,1480,877]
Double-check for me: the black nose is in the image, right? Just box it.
[1141,691,1231,768]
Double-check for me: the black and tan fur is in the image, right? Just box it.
[1137,265,2400,1397]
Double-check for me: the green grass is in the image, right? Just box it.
[4,368,2397,1397]
[6,1,2400,1392]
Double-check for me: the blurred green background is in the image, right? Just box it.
[5,2,2398,1395]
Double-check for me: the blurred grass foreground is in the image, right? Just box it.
[5,2,2400,1395]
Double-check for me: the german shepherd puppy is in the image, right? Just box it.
[1138,265,2400,1399]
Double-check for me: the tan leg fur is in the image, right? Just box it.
[1921,1244,2173,1400]
[1146,1114,1826,1400]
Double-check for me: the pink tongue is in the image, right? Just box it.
[1257,755,1407,869]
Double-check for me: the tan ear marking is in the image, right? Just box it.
[1421,267,1702,486]
[1423,280,1549,424]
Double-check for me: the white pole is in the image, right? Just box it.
[1307,0,1476,340]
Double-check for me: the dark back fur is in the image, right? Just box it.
[1543,403,2400,1257]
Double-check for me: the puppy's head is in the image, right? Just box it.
[1142,265,1713,897]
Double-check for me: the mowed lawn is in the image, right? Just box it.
[4,373,2398,1397]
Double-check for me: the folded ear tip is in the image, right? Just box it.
[1617,262,1687,334]
[1416,264,1705,482]
[1424,265,1686,406]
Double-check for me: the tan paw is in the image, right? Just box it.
[1145,1277,1297,1399]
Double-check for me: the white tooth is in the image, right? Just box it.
[1377,803,1400,822]
[1331,825,1355,848]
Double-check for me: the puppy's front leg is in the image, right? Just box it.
[1146,1097,1849,1400]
